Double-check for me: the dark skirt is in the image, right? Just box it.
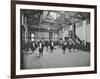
[62,45,67,50]
[31,47,36,51]
[39,48,43,53]
[50,46,54,50]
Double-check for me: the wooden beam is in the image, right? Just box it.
[64,18,72,25]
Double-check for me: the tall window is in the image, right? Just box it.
[54,34,58,41]
[31,33,34,41]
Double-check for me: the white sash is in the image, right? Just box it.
[39,43,42,48]
[32,43,35,47]
[52,42,54,46]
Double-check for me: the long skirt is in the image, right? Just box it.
[39,48,43,56]
[50,46,54,50]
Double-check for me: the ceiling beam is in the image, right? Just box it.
[46,11,51,16]
[77,12,85,17]
[64,18,72,25]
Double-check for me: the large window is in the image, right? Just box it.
[31,33,35,41]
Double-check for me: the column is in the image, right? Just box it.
[83,20,87,41]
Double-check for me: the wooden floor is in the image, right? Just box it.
[22,46,90,69]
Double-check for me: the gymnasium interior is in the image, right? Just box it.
[20,9,90,69]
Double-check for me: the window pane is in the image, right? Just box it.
[31,38,34,41]
[31,34,34,37]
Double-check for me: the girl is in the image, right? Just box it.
[39,41,43,56]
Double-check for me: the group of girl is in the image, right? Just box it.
[24,40,55,57]
[23,37,85,57]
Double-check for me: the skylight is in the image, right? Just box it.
[49,12,60,19]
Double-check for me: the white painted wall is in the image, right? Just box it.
[0,0,99,79]
[61,20,90,42]
[86,24,90,42]
[76,26,84,40]
[76,20,90,42]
